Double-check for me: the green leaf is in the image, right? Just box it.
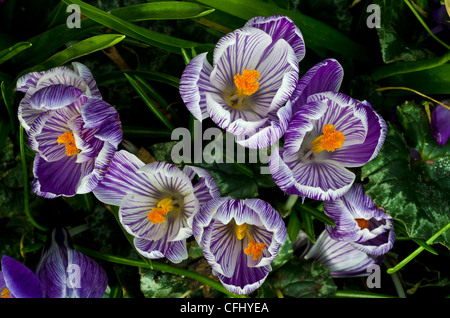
[124,73,176,132]
[0,42,32,65]
[139,267,192,298]
[62,0,212,54]
[361,101,450,248]
[372,50,450,81]
[195,0,371,61]
[379,64,450,95]
[372,0,428,63]
[21,34,126,76]
[109,2,215,21]
[260,257,337,298]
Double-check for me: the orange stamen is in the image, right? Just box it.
[311,124,345,153]
[147,198,175,224]
[57,131,80,156]
[355,218,369,230]
[235,223,266,261]
[233,69,261,98]
[1,287,10,298]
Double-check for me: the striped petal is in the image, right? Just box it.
[244,15,306,62]
[1,255,44,298]
[36,227,108,298]
[183,165,220,206]
[304,230,384,278]
[323,184,395,255]
[179,52,218,121]
[29,84,84,110]
[134,238,189,264]
[290,58,344,112]
[193,197,286,295]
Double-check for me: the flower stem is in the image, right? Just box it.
[404,0,450,51]
[74,245,246,298]
[279,194,299,217]
[19,126,48,232]
[376,86,450,111]
[387,222,450,274]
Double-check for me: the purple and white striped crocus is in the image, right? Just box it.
[36,227,108,298]
[323,183,395,256]
[93,150,220,263]
[1,255,45,298]
[304,230,384,278]
[193,197,287,295]
[16,62,122,198]
[430,102,450,146]
[270,91,387,201]
[180,15,304,149]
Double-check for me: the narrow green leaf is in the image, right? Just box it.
[0,42,32,65]
[286,209,301,243]
[300,209,315,244]
[372,50,450,81]
[109,2,215,21]
[295,203,336,226]
[62,0,211,54]
[1,81,15,133]
[124,73,175,131]
[96,70,180,88]
[17,34,126,79]
[195,0,371,61]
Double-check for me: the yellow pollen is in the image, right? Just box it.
[57,131,80,156]
[233,69,261,98]
[147,198,175,224]
[311,124,345,153]
[355,218,369,230]
[235,222,266,261]
[1,287,10,299]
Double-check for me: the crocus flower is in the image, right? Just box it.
[304,230,384,278]
[180,15,304,149]
[16,62,122,198]
[1,255,45,298]
[93,150,220,263]
[323,183,395,256]
[193,197,287,295]
[35,227,108,298]
[430,102,450,146]
[270,91,387,201]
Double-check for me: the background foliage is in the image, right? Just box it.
[0,0,449,299]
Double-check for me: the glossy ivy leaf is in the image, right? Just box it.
[139,268,192,298]
[258,257,337,298]
[373,0,427,63]
[362,101,450,248]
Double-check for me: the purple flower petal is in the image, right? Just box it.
[29,85,84,110]
[183,165,221,205]
[245,15,306,62]
[134,238,189,264]
[1,255,44,298]
[36,228,108,298]
[431,103,450,146]
[290,58,344,112]
[179,52,218,121]
[304,230,384,278]
[193,197,286,295]
[324,183,395,255]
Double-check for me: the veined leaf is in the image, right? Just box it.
[362,101,450,248]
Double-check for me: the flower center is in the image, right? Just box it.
[228,69,260,109]
[355,218,369,230]
[311,124,345,153]
[1,287,10,298]
[147,197,178,224]
[57,131,80,156]
[235,223,266,261]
